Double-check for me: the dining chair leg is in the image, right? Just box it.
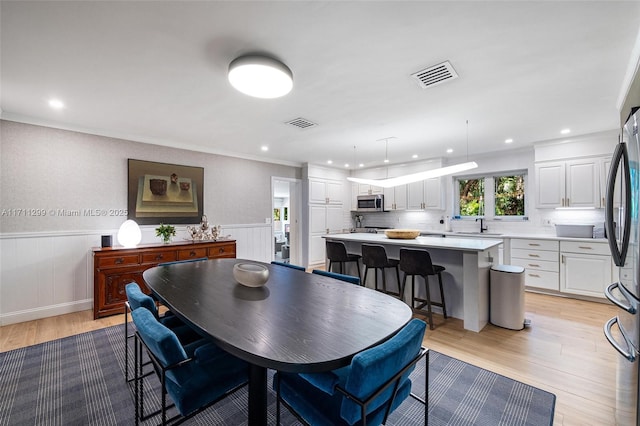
[438,272,448,319]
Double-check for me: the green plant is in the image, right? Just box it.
[155,223,176,243]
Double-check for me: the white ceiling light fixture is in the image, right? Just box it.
[560,128,571,134]
[347,121,478,188]
[228,55,293,99]
[48,98,65,109]
[505,138,513,144]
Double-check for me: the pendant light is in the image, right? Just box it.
[346,121,478,188]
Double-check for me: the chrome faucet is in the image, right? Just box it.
[476,217,488,233]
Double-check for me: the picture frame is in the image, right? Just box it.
[127,159,204,225]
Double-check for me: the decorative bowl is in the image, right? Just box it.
[233,263,269,287]
[384,229,421,239]
[149,178,167,196]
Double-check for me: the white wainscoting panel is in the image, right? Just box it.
[0,223,271,325]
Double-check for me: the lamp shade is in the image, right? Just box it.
[117,220,142,248]
[228,55,293,99]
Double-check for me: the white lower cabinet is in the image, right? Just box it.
[560,241,611,298]
[510,239,559,291]
[309,204,344,266]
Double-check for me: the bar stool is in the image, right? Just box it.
[361,244,401,297]
[399,248,448,330]
[326,240,362,281]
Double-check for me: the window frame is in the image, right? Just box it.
[454,169,528,221]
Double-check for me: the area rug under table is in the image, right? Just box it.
[0,324,555,425]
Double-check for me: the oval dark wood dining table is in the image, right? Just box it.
[143,258,413,426]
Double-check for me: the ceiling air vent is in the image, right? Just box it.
[410,61,458,89]
[286,117,317,129]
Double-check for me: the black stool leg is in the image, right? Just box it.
[354,260,362,281]
[394,266,401,298]
[381,267,387,293]
[438,272,447,319]
[424,275,434,330]
[363,266,369,289]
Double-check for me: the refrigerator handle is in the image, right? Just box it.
[605,282,637,314]
[604,316,636,362]
[605,141,632,266]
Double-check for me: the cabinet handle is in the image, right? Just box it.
[189,250,196,257]
[528,254,540,258]
[528,243,540,246]
[567,197,570,206]
[115,257,124,264]
[528,273,540,278]
[155,254,164,260]
[561,198,564,207]
[528,264,540,267]
[578,246,592,250]
[602,197,605,207]
[219,248,225,253]
[561,255,565,263]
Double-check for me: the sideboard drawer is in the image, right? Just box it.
[96,254,140,268]
[178,247,208,260]
[142,251,178,264]
[210,242,236,258]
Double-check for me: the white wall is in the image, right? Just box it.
[0,120,300,324]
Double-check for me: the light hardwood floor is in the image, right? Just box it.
[0,292,621,425]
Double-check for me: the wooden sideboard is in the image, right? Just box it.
[92,239,236,319]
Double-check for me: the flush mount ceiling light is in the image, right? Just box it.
[347,121,478,188]
[228,55,293,99]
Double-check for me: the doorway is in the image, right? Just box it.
[272,177,302,266]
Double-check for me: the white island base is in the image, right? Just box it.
[324,234,502,332]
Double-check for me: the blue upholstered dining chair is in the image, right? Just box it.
[271,260,306,271]
[131,307,249,425]
[274,318,428,426]
[124,283,200,382]
[312,269,362,286]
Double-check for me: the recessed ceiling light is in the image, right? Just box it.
[261,146,268,151]
[446,148,453,154]
[561,128,571,134]
[383,159,389,163]
[412,154,418,159]
[327,160,333,165]
[228,55,293,99]
[48,99,65,109]
[359,163,364,168]
[505,138,513,144]
[344,163,349,168]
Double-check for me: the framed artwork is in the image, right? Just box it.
[273,208,281,221]
[127,159,204,225]
[283,207,288,221]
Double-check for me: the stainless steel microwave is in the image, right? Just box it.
[357,194,385,212]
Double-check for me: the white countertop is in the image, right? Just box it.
[420,231,608,243]
[324,233,502,252]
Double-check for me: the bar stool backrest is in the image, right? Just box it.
[326,241,350,262]
[362,244,389,267]
[399,248,437,276]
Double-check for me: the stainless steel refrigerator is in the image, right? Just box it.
[605,106,640,425]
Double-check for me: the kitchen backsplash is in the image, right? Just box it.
[353,209,607,236]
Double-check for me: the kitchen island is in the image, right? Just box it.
[324,233,502,332]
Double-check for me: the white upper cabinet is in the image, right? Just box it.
[383,185,407,211]
[358,184,383,196]
[601,156,621,208]
[535,158,599,208]
[406,178,443,210]
[309,178,343,204]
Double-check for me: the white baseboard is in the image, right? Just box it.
[0,299,93,326]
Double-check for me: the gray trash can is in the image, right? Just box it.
[490,264,526,330]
